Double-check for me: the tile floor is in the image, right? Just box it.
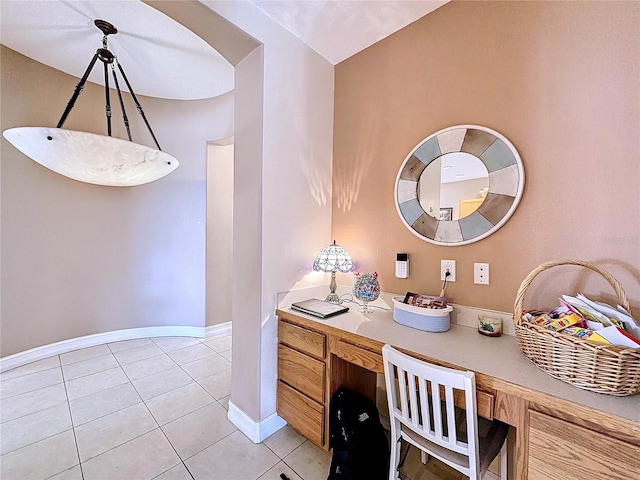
[0,334,460,480]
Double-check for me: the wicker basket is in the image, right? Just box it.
[514,260,640,396]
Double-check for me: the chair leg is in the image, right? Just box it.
[389,435,401,480]
[420,450,428,464]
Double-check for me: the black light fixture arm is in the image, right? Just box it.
[56,52,99,128]
[103,50,112,137]
[55,19,162,151]
[111,65,132,141]
[114,61,162,151]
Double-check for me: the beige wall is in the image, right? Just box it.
[206,142,234,327]
[333,1,640,316]
[0,45,232,356]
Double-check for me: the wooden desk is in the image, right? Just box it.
[276,307,640,480]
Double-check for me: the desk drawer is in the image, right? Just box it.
[279,321,326,360]
[462,389,494,420]
[476,391,494,420]
[278,344,325,403]
[278,381,324,447]
[336,340,384,373]
[527,410,638,480]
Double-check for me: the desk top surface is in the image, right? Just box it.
[277,305,640,425]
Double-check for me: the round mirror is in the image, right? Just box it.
[395,125,524,246]
[417,152,489,221]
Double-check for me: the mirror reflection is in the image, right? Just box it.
[417,152,489,221]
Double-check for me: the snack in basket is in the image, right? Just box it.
[403,292,448,309]
[562,326,608,344]
[530,310,583,331]
[523,294,639,348]
[545,312,584,331]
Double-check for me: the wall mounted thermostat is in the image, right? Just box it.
[396,253,409,278]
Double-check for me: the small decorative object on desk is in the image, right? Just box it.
[478,315,502,337]
[353,272,380,313]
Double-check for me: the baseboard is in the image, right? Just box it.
[0,322,231,373]
[205,322,232,338]
[227,400,287,443]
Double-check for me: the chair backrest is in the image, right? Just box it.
[382,344,480,473]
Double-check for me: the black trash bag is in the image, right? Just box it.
[327,387,389,480]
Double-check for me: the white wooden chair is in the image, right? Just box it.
[382,344,508,480]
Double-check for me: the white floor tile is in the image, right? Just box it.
[47,464,83,480]
[0,367,63,399]
[197,368,231,399]
[61,354,119,381]
[218,395,231,410]
[112,343,164,366]
[152,336,202,353]
[161,401,236,460]
[180,353,231,381]
[69,382,142,426]
[107,338,154,353]
[0,429,78,480]
[81,428,181,480]
[166,343,216,365]
[153,463,194,480]
[263,425,306,459]
[121,353,177,381]
[283,441,331,480]
[0,383,67,423]
[75,402,159,462]
[132,366,194,401]
[0,335,345,480]
[258,462,304,480]
[1,403,72,455]
[60,345,112,365]
[203,335,232,353]
[0,356,61,381]
[65,366,129,401]
[185,430,279,480]
[145,382,214,426]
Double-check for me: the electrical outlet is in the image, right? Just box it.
[440,260,456,282]
[474,263,490,285]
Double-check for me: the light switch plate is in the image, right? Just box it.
[474,263,490,285]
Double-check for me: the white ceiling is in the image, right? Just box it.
[0,0,448,100]
[0,0,234,100]
[248,0,448,65]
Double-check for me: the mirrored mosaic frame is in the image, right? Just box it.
[395,125,525,246]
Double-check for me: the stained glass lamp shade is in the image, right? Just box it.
[2,20,178,187]
[313,241,354,303]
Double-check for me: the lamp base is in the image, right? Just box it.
[324,292,342,304]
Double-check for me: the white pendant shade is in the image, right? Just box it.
[3,127,179,187]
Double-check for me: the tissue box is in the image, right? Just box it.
[392,297,452,332]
